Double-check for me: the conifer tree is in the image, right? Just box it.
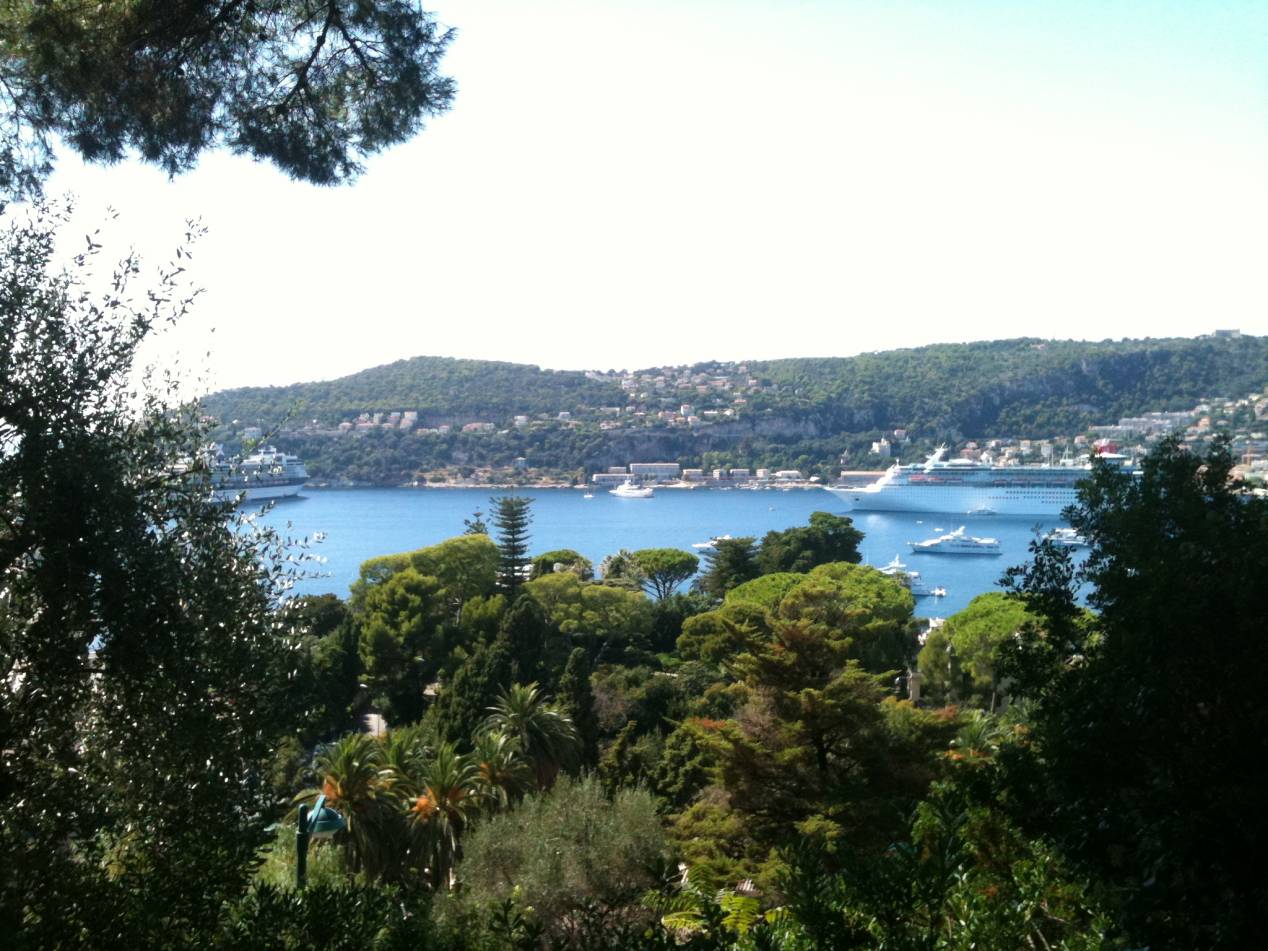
[500,596,552,687]
[695,536,759,599]
[557,648,599,769]
[424,635,513,747]
[490,495,533,593]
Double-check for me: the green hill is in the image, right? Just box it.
[200,337,1268,484]
[203,355,625,427]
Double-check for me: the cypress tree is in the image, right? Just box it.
[425,635,513,746]
[500,596,552,687]
[557,648,600,770]
[490,495,534,593]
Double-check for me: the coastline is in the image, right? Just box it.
[305,481,839,492]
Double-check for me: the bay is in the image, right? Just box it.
[257,487,1069,616]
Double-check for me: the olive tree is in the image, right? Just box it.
[0,205,304,945]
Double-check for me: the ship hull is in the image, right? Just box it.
[825,483,1079,517]
[212,479,307,503]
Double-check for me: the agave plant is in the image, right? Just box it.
[293,732,401,879]
[403,741,482,889]
[484,682,579,790]
[470,729,532,812]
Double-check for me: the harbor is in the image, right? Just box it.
[256,486,1076,616]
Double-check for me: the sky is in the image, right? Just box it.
[43,0,1268,392]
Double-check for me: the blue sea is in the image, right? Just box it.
[257,487,1072,617]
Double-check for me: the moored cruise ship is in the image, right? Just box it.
[210,445,309,502]
[826,447,1124,517]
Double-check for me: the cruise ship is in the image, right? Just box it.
[210,445,309,502]
[826,447,1120,517]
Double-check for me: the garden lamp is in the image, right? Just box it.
[296,793,346,889]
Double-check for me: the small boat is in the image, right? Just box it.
[966,506,996,516]
[582,493,594,499]
[610,479,654,499]
[932,586,947,598]
[909,526,1001,556]
[877,554,935,597]
[691,533,733,550]
[1044,526,1089,548]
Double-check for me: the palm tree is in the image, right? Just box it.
[380,722,430,781]
[293,732,400,879]
[469,729,531,812]
[483,682,579,790]
[403,742,481,889]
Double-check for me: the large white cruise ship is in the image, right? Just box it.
[210,445,309,502]
[826,447,1118,516]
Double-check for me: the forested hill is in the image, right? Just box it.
[207,337,1268,435]
[203,356,626,426]
[200,337,1268,483]
[744,336,1268,436]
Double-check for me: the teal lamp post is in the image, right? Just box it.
[296,793,346,889]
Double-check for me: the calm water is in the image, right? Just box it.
[257,487,1071,616]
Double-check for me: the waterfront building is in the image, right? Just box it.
[630,462,682,481]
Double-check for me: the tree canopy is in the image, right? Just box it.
[630,547,700,600]
[756,511,863,574]
[0,203,302,943]
[999,436,1268,948]
[0,0,455,201]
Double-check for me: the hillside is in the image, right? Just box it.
[204,356,626,427]
[201,336,1268,484]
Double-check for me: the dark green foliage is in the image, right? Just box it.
[287,595,365,738]
[215,883,436,950]
[0,2,455,202]
[490,495,533,593]
[764,791,1114,950]
[424,635,513,746]
[0,206,301,944]
[694,536,759,599]
[649,590,713,652]
[498,596,554,686]
[756,511,863,574]
[653,723,713,810]
[998,436,1268,949]
[557,648,600,768]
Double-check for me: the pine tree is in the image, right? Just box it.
[557,648,600,769]
[463,507,489,535]
[490,495,533,593]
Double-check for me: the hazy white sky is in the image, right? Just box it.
[44,0,1268,391]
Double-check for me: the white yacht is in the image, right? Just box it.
[909,525,1001,556]
[1044,526,1090,548]
[610,479,654,499]
[877,554,935,597]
